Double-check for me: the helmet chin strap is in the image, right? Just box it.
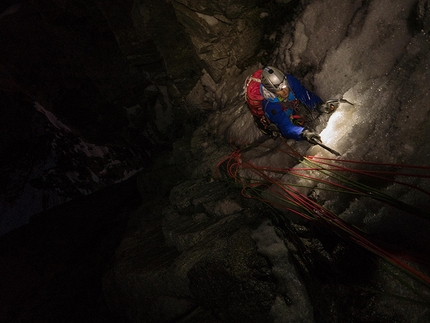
[261,86,277,100]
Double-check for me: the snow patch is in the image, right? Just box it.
[196,12,218,26]
[34,102,71,132]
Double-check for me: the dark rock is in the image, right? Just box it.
[0,176,141,323]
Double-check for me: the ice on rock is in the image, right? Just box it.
[210,0,430,319]
[290,21,308,66]
[319,103,357,152]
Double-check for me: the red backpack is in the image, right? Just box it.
[244,69,265,118]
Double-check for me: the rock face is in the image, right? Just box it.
[0,0,290,233]
[0,0,191,233]
[1,0,430,322]
[104,0,430,322]
[104,178,279,323]
[170,0,263,82]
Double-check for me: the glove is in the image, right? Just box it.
[301,129,321,144]
[317,102,337,114]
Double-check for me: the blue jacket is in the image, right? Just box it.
[261,74,323,140]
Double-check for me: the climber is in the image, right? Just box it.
[246,66,334,143]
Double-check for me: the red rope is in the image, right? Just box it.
[216,140,430,287]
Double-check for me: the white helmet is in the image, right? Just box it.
[261,66,288,93]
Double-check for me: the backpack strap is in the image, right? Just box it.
[244,75,261,101]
